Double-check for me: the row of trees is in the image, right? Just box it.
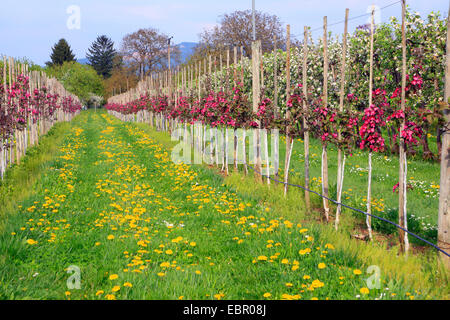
[0,58,82,179]
[104,4,450,265]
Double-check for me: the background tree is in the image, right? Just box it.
[121,27,181,79]
[47,39,76,66]
[194,10,285,59]
[46,61,105,104]
[86,35,117,78]
[103,54,139,99]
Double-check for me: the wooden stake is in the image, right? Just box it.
[399,0,410,254]
[322,16,330,222]
[438,0,450,269]
[336,8,349,229]
[284,24,291,196]
[273,35,279,182]
[252,40,263,183]
[303,26,311,213]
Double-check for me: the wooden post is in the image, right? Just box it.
[322,17,330,222]
[226,48,230,93]
[438,3,450,268]
[214,55,218,92]
[240,46,244,85]
[303,26,311,213]
[260,45,264,89]
[209,55,212,88]
[284,24,292,196]
[335,9,349,229]
[399,0,410,254]
[273,35,279,182]
[252,40,263,183]
[198,62,201,99]
[233,47,238,85]
[365,7,375,240]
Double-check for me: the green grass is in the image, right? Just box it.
[0,120,74,233]
[0,110,447,300]
[144,118,449,299]
[276,135,440,242]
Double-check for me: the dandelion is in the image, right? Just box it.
[105,294,116,300]
[96,290,104,296]
[263,292,272,298]
[318,263,326,269]
[353,269,362,275]
[257,256,268,261]
[109,274,119,280]
[112,286,120,292]
[107,235,115,240]
[360,287,370,295]
[26,239,38,245]
[124,282,132,288]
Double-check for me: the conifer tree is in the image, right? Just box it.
[48,39,76,66]
[86,35,116,78]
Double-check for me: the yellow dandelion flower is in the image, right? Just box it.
[257,255,268,261]
[112,286,120,292]
[109,274,119,280]
[360,287,370,294]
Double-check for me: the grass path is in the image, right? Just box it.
[0,111,440,300]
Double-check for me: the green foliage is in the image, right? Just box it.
[196,8,446,117]
[48,39,76,66]
[86,35,117,78]
[46,61,105,104]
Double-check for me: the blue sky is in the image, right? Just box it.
[0,0,448,66]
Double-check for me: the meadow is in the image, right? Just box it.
[0,110,447,300]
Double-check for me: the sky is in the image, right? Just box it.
[0,0,448,66]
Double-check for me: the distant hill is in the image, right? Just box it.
[77,58,89,65]
[176,42,197,64]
